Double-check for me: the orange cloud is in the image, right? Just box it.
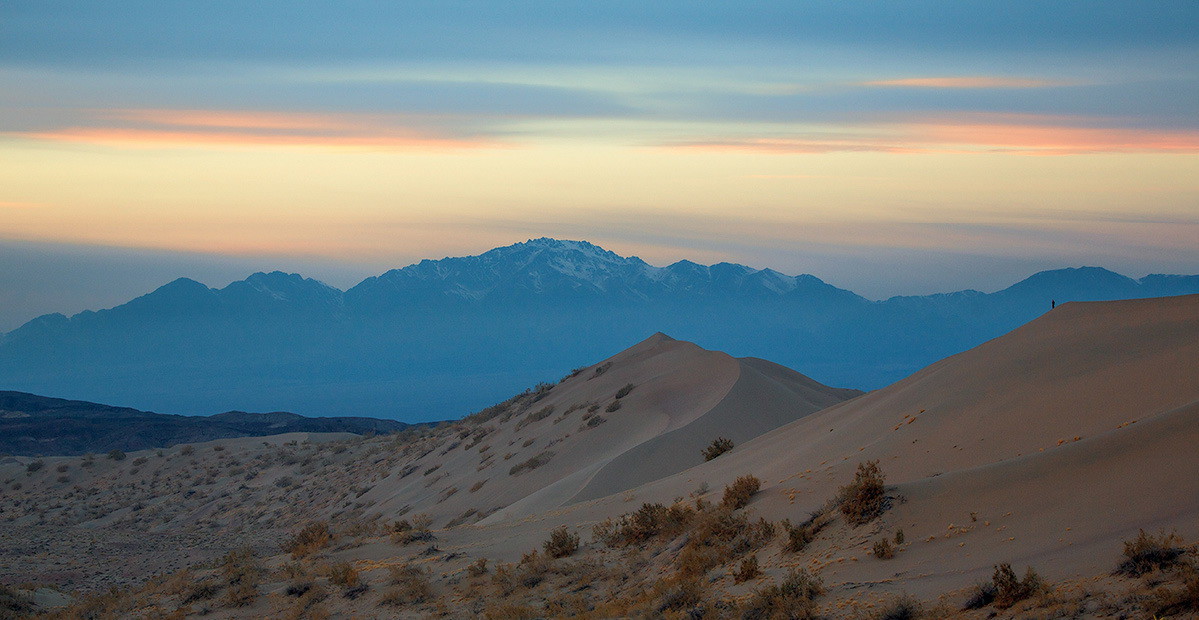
[6,108,501,150]
[666,118,1199,156]
[863,76,1066,89]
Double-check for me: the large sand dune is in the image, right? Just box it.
[357,332,861,526]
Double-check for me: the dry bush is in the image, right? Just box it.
[543,526,580,558]
[734,556,761,583]
[605,400,622,413]
[991,562,1045,609]
[783,511,833,553]
[675,510,774,577]
[741,568,823,619]
[467,557,489,577]
[515,405,555,431]
[1117,529,1185,576]
[873,537,896,560]
[615,383,636,399]
[25,460,43,474]
[962,582,996,610]
[702,437,734,461]
[327,562,359,588]
[284,521,332,558]
[380,564,434,606]
[875,595,923,620]
[508,451,555,476]
[838,460,887,526]
[720,475,761,510]
[107,449,126,461]
[220,546,262,607]
[652,577,704,614]
[593,502,696,547]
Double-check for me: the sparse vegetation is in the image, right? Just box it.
[991,562,1046,609]
[1117,529,1185,576]
[783,512,833,553]
[741,568,823,619]
[509,451,555,476]
[873,537,896,559]
[25,460,43,474]
[107,449,126,461]
[719,474,760,510]
[615,383,635,399]
[734,555,760,583]
[702,437,734,461]
[605,400,622,413]
[284,521,332,558]
[838,460,887,525]
[381,564,434,606]
[327,561,359,588]
[543,526,580,558]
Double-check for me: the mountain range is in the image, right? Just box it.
[1,237,1196,420]
[0,391,413,456]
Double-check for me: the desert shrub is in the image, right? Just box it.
[381,564,433,606]
[107,449,126,461]
[583,414,607,429]
[25,460,44,474]
[391,514,435,545]
[615,383,635,399]
[734,556,761,583]
[741,568,823,619]
[991,562,1045,609]
[467,557,489,577]
[56,463,70,473]
[838,460,887,526]
[675,510,774,577]
[509,451,555,476]
[605,400,622,413]
[285,521,332,558]
[783,512,833,553]
[515,405,555,431]
[961,582,996,610]
[720,475,761,510]
[1117,529,1185,576]
[423,464,441,476]
[873,537,896,560]
[702,437,735,461]
[895,528,905,544]
[180,445,194,455]
[594,502,697,547]
[327,562,359,588]
[876,595,923,620]
[183,578,221,604]
[543,526,580,558]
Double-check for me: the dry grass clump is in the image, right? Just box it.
[327,561,359,588]
[702,437,735,461]
[1148,563,1199,616]
[390,514,435,545]
[542,526,580,558]
[284,521,333,558]
[741,568,823,619]
[605,400,622,413]
[515,405,555,431]
[720,474,760,510]
[873,537,896,560]
[220,547,262,607]
[675,509,774,577]
[509,451,555,476]
[838,460,887,526]
[734,556,761,583]
[107,449,126,461]
[25,460,44,474]
[615,383,636,399]
[380,564,434,606]
[783,511,833,553]
[593,501,696,547]
[1117,529,1185,576]
[467,557,489,577]
[991,562,1046,609]
[874,595,924,620]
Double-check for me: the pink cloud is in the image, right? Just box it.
[863,76,1068,89]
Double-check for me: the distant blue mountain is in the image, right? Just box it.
[1,238,1195,421]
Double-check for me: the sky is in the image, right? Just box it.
[1,1,1197,330]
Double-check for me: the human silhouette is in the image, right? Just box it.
[1051,299,1056,309]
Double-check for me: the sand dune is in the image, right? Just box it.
[357,332,861,526]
